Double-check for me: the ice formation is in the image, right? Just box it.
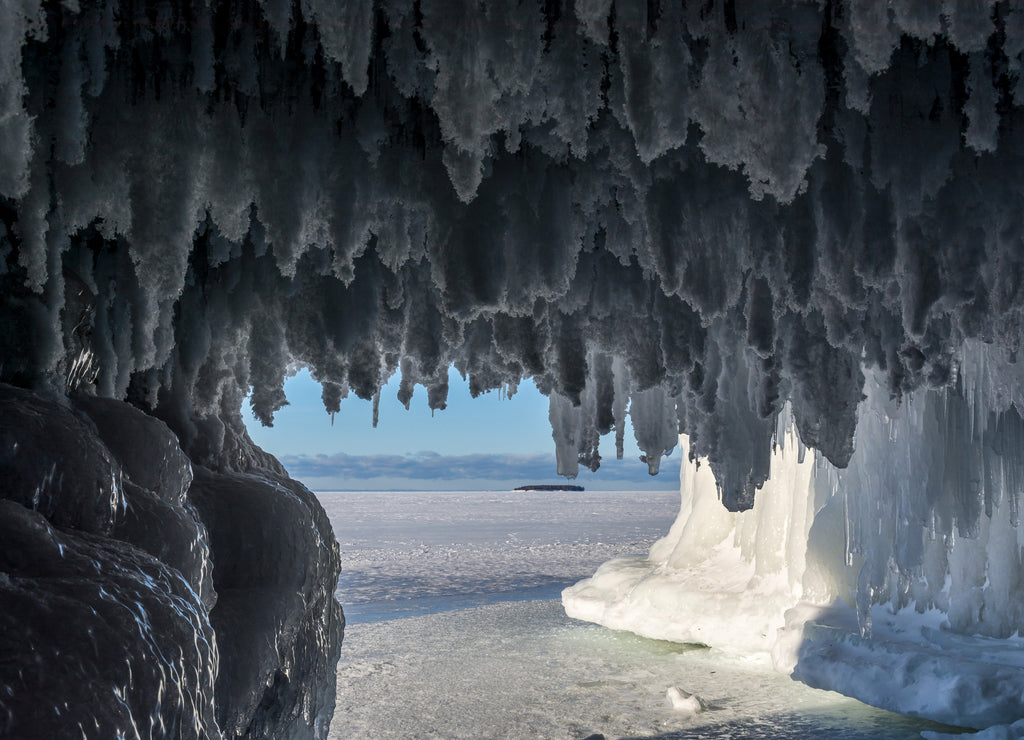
[665,687,705,716]
[9,0,1024,507]
[566,357,1024,730]
[4,0,1024,736]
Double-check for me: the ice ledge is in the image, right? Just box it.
[563,553,800,656]
[784,603,1024,729]
[782,605,1024,728]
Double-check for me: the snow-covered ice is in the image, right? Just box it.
[320,489,960,739]
[319,488,679,623]
[665,686,705,715]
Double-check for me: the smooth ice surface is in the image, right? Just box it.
[322,489,958,739]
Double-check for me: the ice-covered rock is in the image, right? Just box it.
[72,393,214,605]
[0,384,343,739]
[0,384,126,534]
[189,464,343,738]
[0,498,220,739]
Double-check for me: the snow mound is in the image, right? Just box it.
[665,687,705,715]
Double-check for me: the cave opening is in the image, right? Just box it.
[6,1,1024,738]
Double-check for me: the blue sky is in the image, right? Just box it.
[244,367,680,491]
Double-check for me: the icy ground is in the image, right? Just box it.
[320,489,680,623]
[319,490,963,739]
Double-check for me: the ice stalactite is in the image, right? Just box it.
[5,1,1024,506]
[548,350,643,479]
[628,385,679,476]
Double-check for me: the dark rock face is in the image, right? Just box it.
[190,466,343,739]
[73,393,215,607]
[0,384,126,535]
[0,498,220,739]
[0,384,343,739]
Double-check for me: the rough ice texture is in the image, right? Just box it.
[4,1,1024,508]
[565,361,1024,731]
[0,497,220,739]
[0,384,343,739]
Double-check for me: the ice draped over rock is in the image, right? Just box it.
[4,0,1024,735]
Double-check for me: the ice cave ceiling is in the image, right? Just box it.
[3,0,1024,509]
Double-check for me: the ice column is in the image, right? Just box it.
[563,407,820,655]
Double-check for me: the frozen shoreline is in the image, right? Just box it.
[330,598,958,739]
[321,489,955,739]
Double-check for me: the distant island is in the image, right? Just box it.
[514,484,585,492]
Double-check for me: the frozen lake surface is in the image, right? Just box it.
[322,489,679,624]
[319,490,963,739]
